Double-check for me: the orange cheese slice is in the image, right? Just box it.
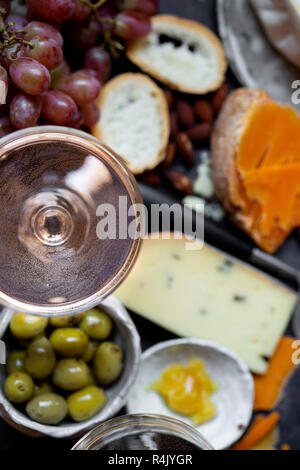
[244,165,300,234]
[254,337,297,411]
[232,412,280,450]
[231,93,300,252]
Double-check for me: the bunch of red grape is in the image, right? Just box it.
[0,0,158,136]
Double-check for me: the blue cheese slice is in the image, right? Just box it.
[116,237,297,374]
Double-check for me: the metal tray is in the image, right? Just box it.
[218,0,300,110]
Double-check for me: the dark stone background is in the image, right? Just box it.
[1,0,300,451]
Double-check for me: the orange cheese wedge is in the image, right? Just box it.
[232,412,280,450]
[254,337,297,411]
[212,89,300,253]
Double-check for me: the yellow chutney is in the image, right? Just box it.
[150,358,218,426]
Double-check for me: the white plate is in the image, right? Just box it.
[127,338,254,450]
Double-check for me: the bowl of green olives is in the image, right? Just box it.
[0,296,140,438]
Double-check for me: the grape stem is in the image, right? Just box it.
[79,0,124,57]
[85,0,108,8]
[0,13,33,64]
[79,0,109,14]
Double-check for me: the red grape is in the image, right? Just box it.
[0,117,14,137]
[70,0,91,21]
[25,21,64,47]
[0,66,8,104]
[50,60,70,88]
[10,93,42,129]
[55,70,101,105]
[9,57,51,95]
[68,109,83,128]
[5,14,28,38]
[28,0,75,23]
[41,90,78,125]
[117,0,158,16]
[82,68,101,80]
[2,44,26,70]
[69,17,101,50]
[115,11,151,39]
[83,47,111,83]
[25,37,63,70]
[97,4,117,34]
[81,101,100,127]
[26,11,62,29]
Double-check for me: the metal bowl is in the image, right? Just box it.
[0,296,141,439]
[126,339,254,450]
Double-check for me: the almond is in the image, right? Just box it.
[194,99,213,123]
[170,111,178,138]
[165,89,175,109]
[212,83,229,113]
[177,100,195,128]
[187,122,212,142]
[139,171,161,187]
[176,132,194,166]
[165,170,193,195]
[160,141,176,171]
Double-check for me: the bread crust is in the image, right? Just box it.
[92,72,170,174]
[211,88,292,253]
[211,88,264,211]
[126,15,227,94]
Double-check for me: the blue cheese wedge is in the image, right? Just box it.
[116,237,297,374]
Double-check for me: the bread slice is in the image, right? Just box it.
[126,15,227,94]
[92,73,169,174]
[211,88,300,253]
[211,88,262,212]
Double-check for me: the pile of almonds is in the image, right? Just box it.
[138,83,229,195]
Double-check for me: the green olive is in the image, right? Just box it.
[4,372,34,403]
[49,328,88,357]
[86,367,96,386]
[26,393,68,424]
[17,332,46,349]
[6,350,26,375]
[49,314,83,328]
[25,337,56,380]
[10,313,48,339]
[33,381,54,397]
[93,342,124,385]
[52,358,91,391]
[67,385,107,422]
[79,309,113,340]
[81,341,98,363]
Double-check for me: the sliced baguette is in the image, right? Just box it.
[92,73,169,174]
[126,15,227,94]
[211,88,263,212]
